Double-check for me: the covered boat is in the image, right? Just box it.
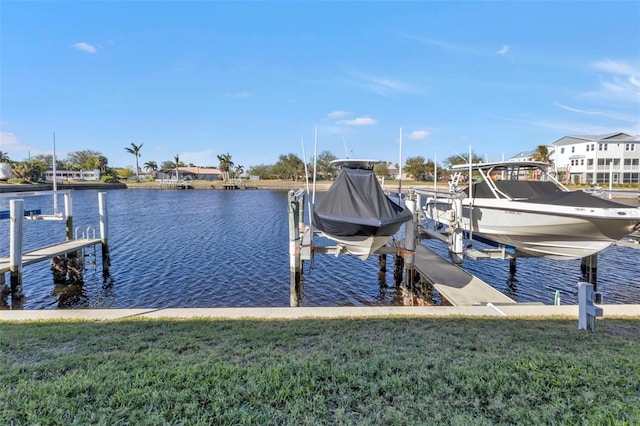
[312,159,412,259]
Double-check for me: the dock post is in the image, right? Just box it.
[578,281,603,331]
[403,189,418,287]
[288,190,302,306]
[378,254,387,273]
[99,192,111,277]
[63,192,83,284]
[580,254,598,290]
[9,199,25,308]
[449,198,464,264]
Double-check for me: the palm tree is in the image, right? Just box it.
[234,164,244,179]
[217,153,234,181]
[124,143,143,180]
[0,150,10,162]
[144,160,158,172]
[173,154,180,180]
[531,145,551,164]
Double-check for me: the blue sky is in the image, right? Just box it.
[1,1,639,171]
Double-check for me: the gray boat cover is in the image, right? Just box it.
[312,167,412,237]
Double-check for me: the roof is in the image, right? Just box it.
[550,132,636,146]
[450,161,549,171]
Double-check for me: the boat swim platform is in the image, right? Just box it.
[0,239,102,274]
[1,304,638,322]
[413,244,520,306]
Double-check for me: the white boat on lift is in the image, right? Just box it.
[421,161,640,260]
[312,159,412,260]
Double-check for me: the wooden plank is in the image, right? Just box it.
[414,244,515,306]
[0,239,101,273]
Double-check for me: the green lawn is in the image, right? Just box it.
[1,317,638,425]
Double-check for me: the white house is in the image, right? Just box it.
[43,169,101,181]
[550,132,640,185]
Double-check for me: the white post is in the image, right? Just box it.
[608,161,613,199]
[403,190,417,286]
[99,192,111,276]
[578,281,603,331]
[9,199,25,307]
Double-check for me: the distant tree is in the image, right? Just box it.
[124,143,143,180]
[10,161,43,182]
[66,150,104,170]
[314,150,338,179]
[443,151,484,169]
[0,150,10,162]
[272,153,304,181]
[144,160,158,172]
[217,153,234,181]
[531,145,552,164]
[247,164,274,180]
[374,162,390,178]
[117,167,135,180]
[173,154,181,180]
[234,164,244,178]
[404,156,429,180]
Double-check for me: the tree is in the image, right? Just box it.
[272,153,304,181]
[0,150,10,162]
[314,150,338,179]
[10,161,43,182]
[443,151,484,169]
[217,153,234,181]
[65,150,104,170]
[234,165,244,178]
[144,160,158,172]
[124,143,143,180]
[173,154,181,180]
[404,156,428,180]
[374,162,390,178]
[247,164,274,180]
[531,145,552,164]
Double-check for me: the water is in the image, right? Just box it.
[1,189,639,309]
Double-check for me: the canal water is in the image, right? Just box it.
[1,188,639,309]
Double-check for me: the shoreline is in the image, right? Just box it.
[1,180,639,199]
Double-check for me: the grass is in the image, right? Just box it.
[1,317,639,425]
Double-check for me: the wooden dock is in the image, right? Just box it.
[0,239,101,274]
[414,244,516,306]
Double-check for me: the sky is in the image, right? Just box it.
[1,1,639,172]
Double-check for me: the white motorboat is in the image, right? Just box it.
[420,161,640,260]
[312,159,412,260]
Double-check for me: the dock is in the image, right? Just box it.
[0,239,102,274]
[413,244,517,306]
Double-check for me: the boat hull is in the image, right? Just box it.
[317,232,393,260]
[424,198,640,260]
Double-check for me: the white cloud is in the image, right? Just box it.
[406,130,431,140]
[225,91,251,98]
[327,110,351,119]
[497,45,510,55]
[72,42,98,54]
[584,59,640,103]
[552,102,602,115]
[336,117,377,126]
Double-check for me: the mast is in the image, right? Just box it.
[52,132,58,216]
[398,127,403,198]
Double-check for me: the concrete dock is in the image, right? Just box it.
[413,244,518,306]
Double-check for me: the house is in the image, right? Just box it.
[43,169,101,181]
[509,151,533,162]
[550,132,640,184]
[156,167,224,181]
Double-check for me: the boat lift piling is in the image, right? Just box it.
[1,191,109,308]
[288,190,305,307]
